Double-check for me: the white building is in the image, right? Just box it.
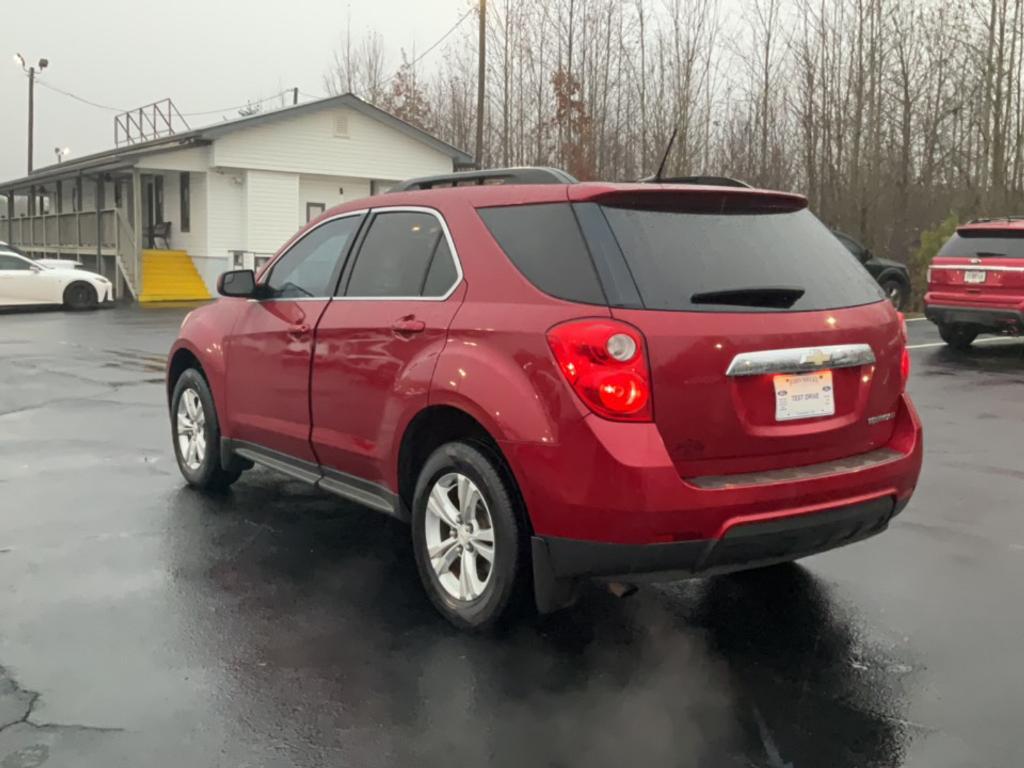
[0,94,473,301]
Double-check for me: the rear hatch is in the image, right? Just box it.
[570,186,902,479]
[928,222,1024,307]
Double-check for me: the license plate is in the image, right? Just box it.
[774,371,835,422]
[964,270,986,284]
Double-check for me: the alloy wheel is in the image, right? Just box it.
[424,472,496,601]
[176,388,207,470]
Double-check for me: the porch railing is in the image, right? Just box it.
[4,209,138,299]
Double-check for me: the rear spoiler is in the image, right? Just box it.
[568,184,807,214]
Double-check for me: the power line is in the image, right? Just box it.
[406,7,475,71]
[30,8,475,120]
[34,79,125,112]
[181,91,293,117]
[33,80,295,119]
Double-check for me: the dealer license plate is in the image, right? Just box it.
[964,270,987,284]
[774,371,835,422]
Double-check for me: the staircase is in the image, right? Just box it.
[139,250,211,303]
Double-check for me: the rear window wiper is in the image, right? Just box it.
[690,286,805,309]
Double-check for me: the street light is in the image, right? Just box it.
[14,53,49,174]
[54,147,69,163]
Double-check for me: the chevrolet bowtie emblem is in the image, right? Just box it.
[801,349,830,367]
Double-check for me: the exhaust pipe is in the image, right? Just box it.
[606,581,639,599]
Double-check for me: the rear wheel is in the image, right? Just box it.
[880,278,908,311]
[63,281,97,310]
[411,441,528,631]
[171,369,242,490]
[939,323,978,351]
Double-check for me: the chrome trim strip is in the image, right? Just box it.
[929,264,1024,273]
[254,205,464,303]
[690,447,903,490]
[725,343,876,377]
[333,205,464,302]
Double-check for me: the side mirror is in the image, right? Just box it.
[217,269,257,298]
[861,248,873,262]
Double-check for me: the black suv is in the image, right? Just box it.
[832,231,911,310]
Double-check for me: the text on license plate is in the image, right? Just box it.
[964,270,986,284]
[774,371,835,422]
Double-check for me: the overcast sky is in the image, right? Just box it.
[0,0,470,180]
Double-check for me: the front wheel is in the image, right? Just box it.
[63,281,97,311]
[938,323,978,351]
[171,369,242,490]
[411,441,529,631]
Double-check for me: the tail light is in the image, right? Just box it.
[926,267,933,284]
[547,319,652,421]
[898,312,911,390]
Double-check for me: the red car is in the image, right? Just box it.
[167,168,923,629]
[924,217,1024,348]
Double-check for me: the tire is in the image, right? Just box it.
[938,323,978,351]
[63,281,97,311]
[880,278,908,311]
[170,368,242,491]
[411,441,529,631]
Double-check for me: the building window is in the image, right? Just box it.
[72,178,82,212]
[180,172,190,233]
[306,202,325,223]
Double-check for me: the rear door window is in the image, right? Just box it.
[939,230,1024,259]
[344,211,458,298]
[478,204,606,305]
[601,206,883,312]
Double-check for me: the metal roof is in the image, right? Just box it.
[0,93,474,193]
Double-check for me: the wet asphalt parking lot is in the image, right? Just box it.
[1,306,1022,768]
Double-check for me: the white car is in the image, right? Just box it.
[0,248,114,309]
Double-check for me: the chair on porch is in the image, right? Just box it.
[143,221,172,249]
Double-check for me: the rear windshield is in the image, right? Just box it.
[939,230,1024,259]
[601,206,883,312]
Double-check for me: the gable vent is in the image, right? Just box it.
[333,113,350,138]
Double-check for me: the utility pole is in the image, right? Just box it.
[475,0,486,168]
[14,54,48,174]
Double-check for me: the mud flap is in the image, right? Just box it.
[531,536,578,614]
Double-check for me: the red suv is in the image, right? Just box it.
[167,168,923,629]
[924,218,1024,348]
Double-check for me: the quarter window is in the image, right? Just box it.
[344,211,458,298]
[265,216,361,299]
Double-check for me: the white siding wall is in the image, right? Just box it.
[212,106,454,181]
[205,170,245,288]
[298,175,371,222]
[245,170,300,253]
[140,146,211,172]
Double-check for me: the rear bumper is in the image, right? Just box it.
[503,393,922,546]
[534,495,904,581]
[924,302,1023,332]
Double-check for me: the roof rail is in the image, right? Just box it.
[967,216,1024,224]
[641,175,753,188]
[390,166,578,192]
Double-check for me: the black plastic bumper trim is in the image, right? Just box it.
[536,495,902,581]
[925,304,1024,330]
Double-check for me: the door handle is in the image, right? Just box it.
[391,317,426,334]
